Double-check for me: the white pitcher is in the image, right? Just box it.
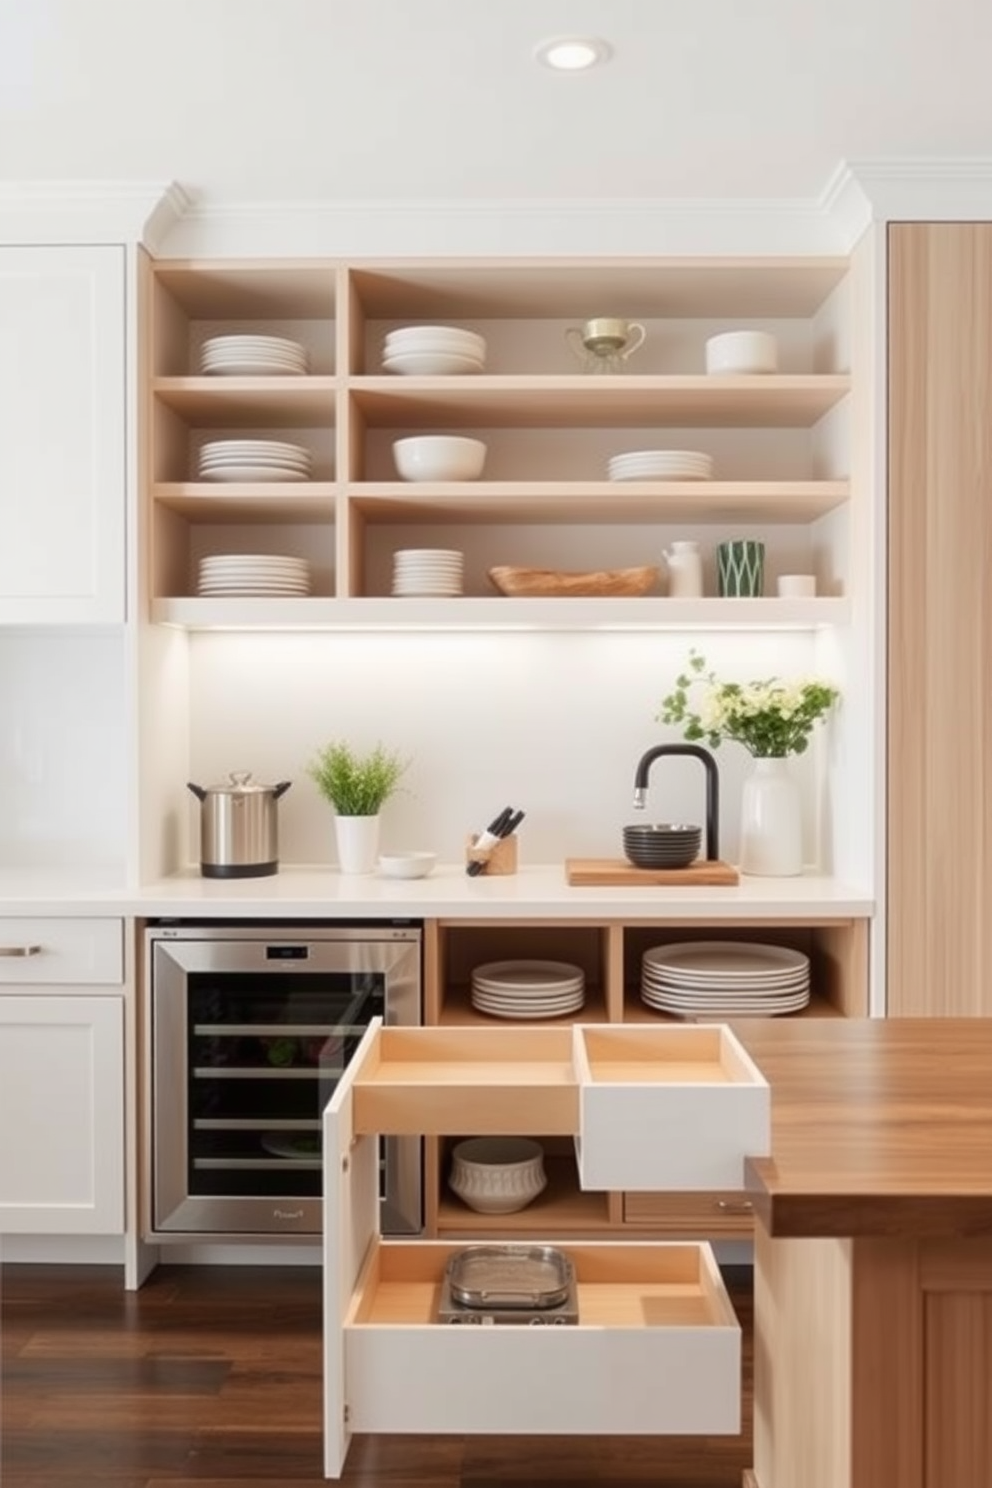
[663,540,703,598]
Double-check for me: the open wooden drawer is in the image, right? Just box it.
[323,1042,743,1479]
[346,1020,770,1190]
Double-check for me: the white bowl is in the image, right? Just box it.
[393,435,487,481]
[449,1137,547,1215]
[705,330,778,375]
[377,851,436,880]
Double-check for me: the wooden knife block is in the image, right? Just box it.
[466,833,518,876]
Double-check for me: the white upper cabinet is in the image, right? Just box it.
[0,245,126,623]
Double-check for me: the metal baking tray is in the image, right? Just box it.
[445,1244,574,1310]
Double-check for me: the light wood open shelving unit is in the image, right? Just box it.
[141,252,854,631]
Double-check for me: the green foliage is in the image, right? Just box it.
[659,649,840,759]
[307,740,409,816]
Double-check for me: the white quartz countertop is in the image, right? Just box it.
[0,865,874,920]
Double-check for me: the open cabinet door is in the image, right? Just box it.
[322,1019,383,1478]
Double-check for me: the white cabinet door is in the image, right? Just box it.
[0,994,124,1234]
[0,246,126,623]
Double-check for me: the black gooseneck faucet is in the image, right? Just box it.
[632,743,720,862]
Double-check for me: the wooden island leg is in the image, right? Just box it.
[750,1223,992,1488]
[749,1224,931,1488]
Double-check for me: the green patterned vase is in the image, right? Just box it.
[717,539,765,597]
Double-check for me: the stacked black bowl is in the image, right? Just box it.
[623,822,702,870]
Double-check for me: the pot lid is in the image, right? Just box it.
[208,771,276,795]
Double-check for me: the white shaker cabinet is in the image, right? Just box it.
[0,918,125,1235]
[0,245,126,623]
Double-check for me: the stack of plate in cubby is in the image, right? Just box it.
[640,940,811,1017]
[196,439,313,483]
[196,554,311,597]
[608,449,714,481]
[199,334,309,376]
[392,548,464,596]
[470,960,585,1020]
[382,325,486,375]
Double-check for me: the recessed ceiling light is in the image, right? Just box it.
[534,35,613,72]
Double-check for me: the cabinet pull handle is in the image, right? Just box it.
[0,944,42,957]
[716,1199,753,1213]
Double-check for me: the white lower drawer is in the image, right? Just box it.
[343,1239,741,1437]
[0,917,123,986]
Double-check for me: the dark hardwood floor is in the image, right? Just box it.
[1,1262,752,1487]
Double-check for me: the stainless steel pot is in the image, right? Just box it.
[187,772,291,879]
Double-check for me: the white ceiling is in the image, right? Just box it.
[1,0,990,207]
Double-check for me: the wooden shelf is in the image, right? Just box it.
[152,261,337,317]
[152,376,337,425]
[151,483,337,520]
[151,595,851,632]
[349,479,850,524]
[347,257,849,318]
[351,373,851,429]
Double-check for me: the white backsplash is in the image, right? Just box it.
[187,631,828,869]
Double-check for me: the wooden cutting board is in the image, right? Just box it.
[565,858,740,887]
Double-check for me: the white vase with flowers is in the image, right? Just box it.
[659,651,840,877]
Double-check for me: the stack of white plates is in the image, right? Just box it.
[608,449,714,482]
[196,554,311,597]
[382,325,486,376]
[199,334,309,376]
[392,548,464,596]
[196,439,313,483]
[471,960,586,1020]
[640,940,811,1017]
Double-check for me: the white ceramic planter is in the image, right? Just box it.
[334,814,381,875]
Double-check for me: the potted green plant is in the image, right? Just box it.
[307,740,410,874]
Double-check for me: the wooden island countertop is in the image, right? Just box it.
[732,1016,992,1238]
[729,1016,992,1488]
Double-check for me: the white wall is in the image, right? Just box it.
[185,629,824,869]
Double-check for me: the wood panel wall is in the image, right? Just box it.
[887,223,992,1015]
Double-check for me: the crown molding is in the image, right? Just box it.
[155,190,849,258]
[841,157,992,223]
[3,159,990,259]
[0,179,180,245]
[818,163,873,251]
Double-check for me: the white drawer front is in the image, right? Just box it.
[346,1319,739,1435]
[574,1023,771,1192]
[0,918,124,986]
[577,1080,771,1191]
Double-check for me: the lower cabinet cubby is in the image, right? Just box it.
[432,1133,615,1237]
[620,919,870,1021]
[429,920,611,1024]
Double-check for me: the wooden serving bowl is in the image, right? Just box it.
[488,564,659,598]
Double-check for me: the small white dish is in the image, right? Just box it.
[705,330,778,374]
[377,851,437,880]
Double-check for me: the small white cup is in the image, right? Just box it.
[777,573,817,598]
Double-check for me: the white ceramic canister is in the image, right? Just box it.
[663,540,703,598]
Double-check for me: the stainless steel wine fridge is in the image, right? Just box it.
[144,920,422,1238]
